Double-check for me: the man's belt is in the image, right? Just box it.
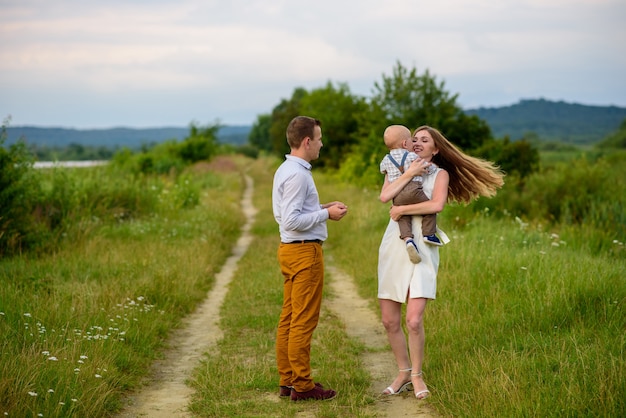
[283,239,323,245]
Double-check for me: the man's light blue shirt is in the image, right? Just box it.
[272,155,329,243]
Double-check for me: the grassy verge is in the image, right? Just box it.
[320,170,625,417]
[189,157,376,417]
[0,161,244,417]
[2,155,623,417]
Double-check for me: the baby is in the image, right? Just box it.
[379,125,442,264]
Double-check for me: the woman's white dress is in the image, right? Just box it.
[377,168,449,302]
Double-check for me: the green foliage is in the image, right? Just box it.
[30,143,116,161]
[269,87,308,157]
[335,61,495,186]
[597,118,626,149]
[474,137,540,178]
[0,119,224,257]
[372,62,457,123]
[181,123,219,163]
[235,144,259,159]
[110,122,219,175]
[2,156,624,417]
[487,154,626,242]
[248,113,272,152]
[299,81,368,169]
[0,119,45,256]
[0,162,244,417]
[321,168,625,418]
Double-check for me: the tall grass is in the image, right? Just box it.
[0,161,245,417]
[188,157,375,418]
[487,152,626,248]
[2,154,623,417]
[321,169,625,417]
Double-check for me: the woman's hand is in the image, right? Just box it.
[389,205,404,221]
[386,170,449,219]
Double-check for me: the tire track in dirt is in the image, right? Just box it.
[325,263,438,417]
[116,174,257,418]
[117,174,437,417]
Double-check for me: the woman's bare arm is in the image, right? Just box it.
[389,170,449,220]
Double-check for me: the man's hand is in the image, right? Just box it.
[325,201,348,221]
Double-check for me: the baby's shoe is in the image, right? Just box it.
[406,239,422,263]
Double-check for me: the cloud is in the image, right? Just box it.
[1,0,625,127]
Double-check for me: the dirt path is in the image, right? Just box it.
[117,175,437,417]
[116,175,258,417]
[325,264,437,417]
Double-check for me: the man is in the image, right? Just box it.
[272,116,348,401]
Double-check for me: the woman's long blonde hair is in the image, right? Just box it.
[414,125,505,204]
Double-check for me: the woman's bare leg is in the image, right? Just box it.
[406,297,429,398]
[379,298,412,393]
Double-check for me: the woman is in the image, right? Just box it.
[378,125,504,399]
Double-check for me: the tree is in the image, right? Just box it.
[269,88,309,157]
[475,137,539,179]
[261,83,366,169]
[178,122,220,163]
[298,81,367,168]
[248,113,272,152]
[340,61,492,186]
[372,62,459,128]
[0,118,42,255]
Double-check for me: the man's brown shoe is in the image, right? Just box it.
[280,382,322,397]
[290,385,337,401]
[279,386,292,397]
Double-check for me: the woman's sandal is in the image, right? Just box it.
[382,367,413,395]
[411,371,430,400]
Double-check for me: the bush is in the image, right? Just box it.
[110,123,220,175]
[475,137,540,179]
[487,154,626,244]
[0,121,45,255]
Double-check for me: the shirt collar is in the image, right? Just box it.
[285,154,311,171]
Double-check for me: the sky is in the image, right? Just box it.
[1,0,625,129]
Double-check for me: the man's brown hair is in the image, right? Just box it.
[286,116,321,149]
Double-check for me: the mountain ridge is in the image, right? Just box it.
[4,125,251,149]
[4,99,626,148]
[466,98,626,143]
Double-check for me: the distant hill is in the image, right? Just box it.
[4,125,252,149]
[4,99,625,149]
[466,99,626,144]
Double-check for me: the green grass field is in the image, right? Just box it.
[1,155,624,417]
